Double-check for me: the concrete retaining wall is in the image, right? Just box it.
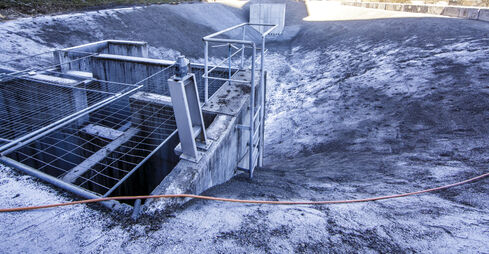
[479,8,489,21]
[343,2,488,21]
[145,86,252,213]
[91,54,229,101]
[250,3,286,34]
[54,40,149,73]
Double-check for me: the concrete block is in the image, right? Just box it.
[107,40,148,58]
[250,4,286,34]
[378,3,386,10]
[385,4,397,11]
[458,8,480,20]
[385,4,404,11]
[415,5,429,13]
[62,127,139,183]
[427,6,445,15]
[81,124,124,140]
[403,5,415,12]
[442,6,461,17]
[479,9,489,21]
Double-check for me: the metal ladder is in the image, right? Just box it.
[202,23,276,178]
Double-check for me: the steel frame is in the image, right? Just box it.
[203,23,276,178]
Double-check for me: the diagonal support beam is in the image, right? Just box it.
[62,127,139,183]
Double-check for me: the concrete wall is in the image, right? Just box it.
[107,41,148,58]
[54,40,149,73]
[91,54,229,101]
[0,77,87,140]
[250,3,286,34]
[145,100,251,213]
[480,8,489,21]
[4,40,259,210]
[343,1,488,21]
[143,66,265,213]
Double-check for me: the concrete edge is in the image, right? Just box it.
[143,110,246,214]
[342,2,489,22]
[143,80,252,214]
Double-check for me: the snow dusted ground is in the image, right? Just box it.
[1,1,489,253]
[265,37,489,162]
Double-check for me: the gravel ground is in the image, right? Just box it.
[0,1,488,253]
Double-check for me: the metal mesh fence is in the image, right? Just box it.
[0,49,229,198]
[0,76,134,144]
[6,88,177,197]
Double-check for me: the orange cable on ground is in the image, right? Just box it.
[1,171,488,213]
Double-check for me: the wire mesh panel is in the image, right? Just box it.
[90,55,228,103]
[192,66,228,100]
[5,80,178,197]
[0,47,228,199]
[0,75,134,145]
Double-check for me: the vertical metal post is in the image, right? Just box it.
[240,26,246,69]
[249,44,256,178]
[228,43,232,80]
[204,41,209,103]
[258,36,265,167]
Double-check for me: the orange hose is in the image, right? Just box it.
[1,171,488,213]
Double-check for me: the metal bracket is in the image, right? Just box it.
[236,124,251,130]
[168,73,211,163]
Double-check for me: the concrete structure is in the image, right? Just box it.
[54,40,148,74]
[479,8,489,21]
[343,1,489,21]
[250,4,286,34]
[0,24,272,214]
[146,69,262,211]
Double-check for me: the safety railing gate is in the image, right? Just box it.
[203,23,276,178]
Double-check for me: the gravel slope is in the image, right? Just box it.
[0,1,488,253]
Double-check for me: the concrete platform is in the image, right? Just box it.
[145,70,254,213]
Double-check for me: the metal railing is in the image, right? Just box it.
[203,23,276,178]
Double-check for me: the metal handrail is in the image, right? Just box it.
[202,23,276,178]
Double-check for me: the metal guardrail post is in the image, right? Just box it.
[240,26,246,69]
[249,44,256,178]
[201,23,277,178]
[228,44,232,79]
[204,41,209,103]
[259,36,266,167]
